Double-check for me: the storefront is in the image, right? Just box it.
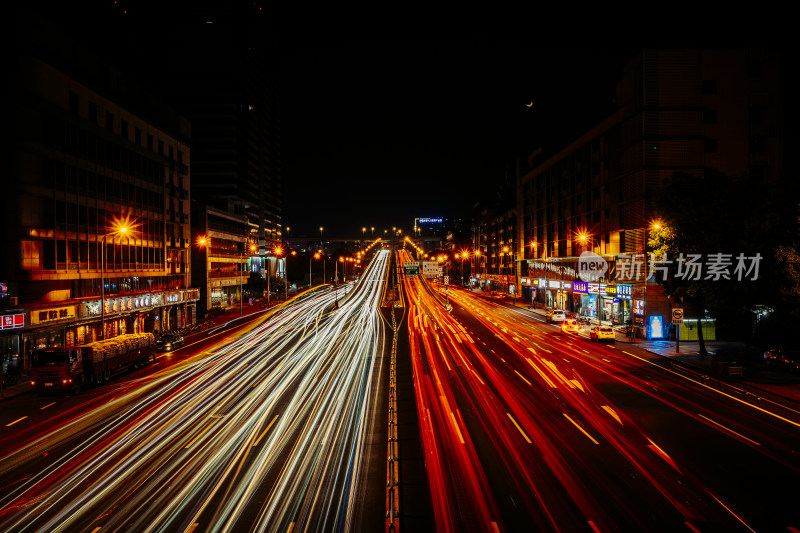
[571,281,632,325]
[3,288,201,373]
[1,313,25,374]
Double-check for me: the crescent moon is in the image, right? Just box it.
[526,101,533,108]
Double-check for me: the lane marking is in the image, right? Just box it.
[697,414,760,447]
[450,412,465,444]
[646,438,681,472]
[507,413,532,443]
[40,402,56,410]
[185,418,220,449]
[601,405,622,425]
[184,524,199,533]
[253,415,280,447]
[569,380,585,392]
[514,369,532,386]
[527,359,557,388]
[6,416,28,427]
[563,413,599,444]
[708,492,757,532]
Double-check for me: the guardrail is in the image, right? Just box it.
[386,305,400,532]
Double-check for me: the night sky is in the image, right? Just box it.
[275,40,629,236]
[21,2,641,237]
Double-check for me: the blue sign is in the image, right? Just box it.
[617,284,632,299]
[572,281,588,294]
[648,315,665,339]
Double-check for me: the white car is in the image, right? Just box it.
[546,309,566,323]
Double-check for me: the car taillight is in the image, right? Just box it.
[30,381,36,386]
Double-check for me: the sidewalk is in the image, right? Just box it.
[474,293,800,406]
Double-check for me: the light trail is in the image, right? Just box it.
[403,263,772,531]
[0,250,391,532]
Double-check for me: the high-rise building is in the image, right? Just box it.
[1,10,198,368]
[517,48,784,335]
[118,4,283,281]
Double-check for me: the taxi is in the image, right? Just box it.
[590,325,615,342]
[561,319,579,333]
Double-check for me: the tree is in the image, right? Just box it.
[244,271,265,297]
[649,171,799,351]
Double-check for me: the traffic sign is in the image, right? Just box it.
[671,308,684,324]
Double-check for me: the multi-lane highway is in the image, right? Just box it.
[400,250,800,532]
[0,250,391,532]
[3,245,799,533]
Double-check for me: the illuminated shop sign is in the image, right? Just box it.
[1,313,24,330]
[417,218,443,224]
[617,284,632,299]
[82,293,165,317]
[573,281,588,294]
[166,292,182,303]
[31,306,76,325]
[588,283,599,294]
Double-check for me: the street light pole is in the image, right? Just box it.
[100,234,107,340]
[100,226,127,340]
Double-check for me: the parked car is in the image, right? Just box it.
[546,309,566,323]
[561,319,579,333]
[763,347,800,372]
[590,326,615,342]
[156,333,184,352]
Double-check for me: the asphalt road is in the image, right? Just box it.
[394,261,800,532]
[0,251,392,532]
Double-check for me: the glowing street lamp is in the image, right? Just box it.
[240,243,256,316]
[310,252,321,289]
[100,225,129,339]
[274,245,288,300]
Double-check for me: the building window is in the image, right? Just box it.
[106,112,114,131]
[748,60,763,78]
[748,106,764,124]
[749,136,765,153]
[88,101,97,124]
[135,127,142,146]
[702,80,717,95]
[158,140,164,155]
[703,110,717,124]
[147,134,154,151]
[69,91,79,114]
[21,240,43,270]
[121,120,128,140]
[704,139,718,153]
